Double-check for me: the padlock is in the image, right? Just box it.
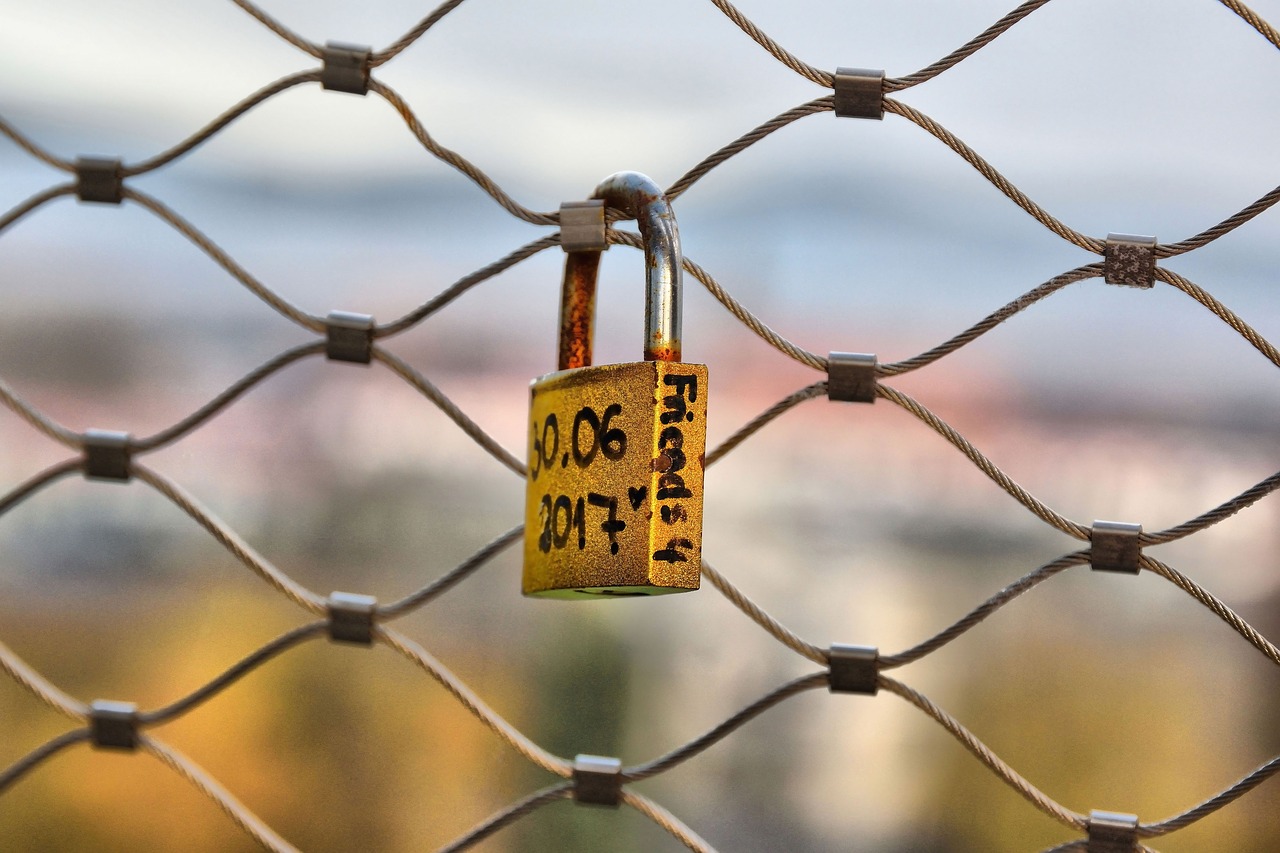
[523,172,707,598]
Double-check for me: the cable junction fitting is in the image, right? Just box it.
[326,311,376,364]
[75,157,124,204]
[827,352,878,403]
[321,42,372,95]
[1087,809,1139,852]
[83,429,133,482]
[1090,520,1143,574]
[90,700,140,750]
[327,592,379,645]
[828,644,879,694]
[572,754,623,807]
[559,200,608,253]
[1104,234,1156,288]
[833,68,885,120]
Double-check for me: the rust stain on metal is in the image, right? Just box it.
[558,252,600,371]
[646,343,680,363]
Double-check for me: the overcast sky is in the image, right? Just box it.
[2,0,1279,395]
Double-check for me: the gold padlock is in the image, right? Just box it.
[523,172,707,598]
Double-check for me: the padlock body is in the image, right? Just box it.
[523,361,708,598]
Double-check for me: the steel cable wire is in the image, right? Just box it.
[376,626,573,778]
[228,0,322,58]
[622,673,829,782]
[132,463,329,615]
[368,80,558,226]
[620,789,718,853]
[0,459,83,516]
[371,0,472,67]
[0,184,77,234]
[141,735,301,852]
[0,730,92,795]
[436,783,574,853]
[880,675,1088,831]
[2,0,1280,847]
[877,383,1092,539]
[120,188,327,332]
[0,116,74,172]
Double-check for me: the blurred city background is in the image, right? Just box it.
[2,0,1280,850]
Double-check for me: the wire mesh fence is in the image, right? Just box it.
[2,0,1280,850]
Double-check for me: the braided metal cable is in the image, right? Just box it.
[878,265,1103,377]
[700,562,828,665]
[1139,756,1280,836]
[436,783,574,853]
[1155,183,1280,257]
[624,673,828,782]
[1036,843,1090,853]
[665,97,834,201]
[137,623,328,726]
[372,347,526,477]
[133,343,325,451]
[1038,843,1160,853]
[371,0,471,67]
[3,0,1280,847]
[228,0,322,58]
[621,789,718,853]
[883,98,1106,254]
[0,116,73,172]
[705,382,827,466]
[1220,0,1280,48]
[368,80,558,226]
[886,0,1055,91]
[0,377,82,449]
[706,0,833,87]
[1141,556,1280,666]
[378,524,523,618]
[378,234,562,337]
[0,639,88,721]
[0,459,82,516]
[141,735,301,852]
[877,383,1092,539]
[880,552,1091,669]
[611,230,827,371]
[121,188,327,332]
[132,463,329,615]
[880,675,1087,831]
[0,184,77,234]
[0,730,92,795]
[376,626,573,777]
[1142,470,1280,546]
[120,72,322,177]
[1159,267,1280,368]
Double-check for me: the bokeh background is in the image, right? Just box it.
[2,0,1280,850]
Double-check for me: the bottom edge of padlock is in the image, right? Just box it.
[522,582,700,600]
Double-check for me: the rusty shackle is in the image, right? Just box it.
[558,171,683,371]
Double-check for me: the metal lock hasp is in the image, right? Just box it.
[524,172,707,599]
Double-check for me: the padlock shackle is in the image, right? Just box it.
[558,171,682,370]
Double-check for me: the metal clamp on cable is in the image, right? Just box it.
[1104,233,1156,289]
[833,68,885,120]
[1087,809,1139,852]
[327,592,378,645]
[1090,520,1143,574]
[828,644,879,694]
[573,754,623,807]
[827,352,877,403]
[90,700,139,750]
[321,41,372,95]
[326,311,375,364]
[559,200,608,253]
[76,157,124,204]
[83,429,133,482]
